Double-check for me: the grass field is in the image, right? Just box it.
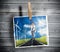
[16,36,48,47]
[35,36,47,45]
[16,39,30,47]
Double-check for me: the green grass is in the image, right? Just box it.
[35,36,47,45]
[16,39,30,47]
[16,36,48,47]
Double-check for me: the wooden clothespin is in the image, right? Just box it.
[28,0,32,20]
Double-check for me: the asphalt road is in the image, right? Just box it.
[20,38,43,46]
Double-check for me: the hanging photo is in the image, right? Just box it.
[13,16,49,48]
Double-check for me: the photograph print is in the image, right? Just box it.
[13,16,49,48]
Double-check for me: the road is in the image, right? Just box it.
[20,38,43,46]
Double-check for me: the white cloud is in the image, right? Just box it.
[24,24,31,28]
[38,28,48,36]
[27,31,31,35]
[37,19,46,27]
[27,31,36,37]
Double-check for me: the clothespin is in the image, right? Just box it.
[19,6,23,16]
[28,0,32,20]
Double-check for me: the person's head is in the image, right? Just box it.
[31,23,35,27]
[32,22,34,25]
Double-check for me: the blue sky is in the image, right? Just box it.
[14,16,47,40]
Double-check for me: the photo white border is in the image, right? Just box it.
[13,15,49,48]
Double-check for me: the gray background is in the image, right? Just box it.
[0,0,60,52]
